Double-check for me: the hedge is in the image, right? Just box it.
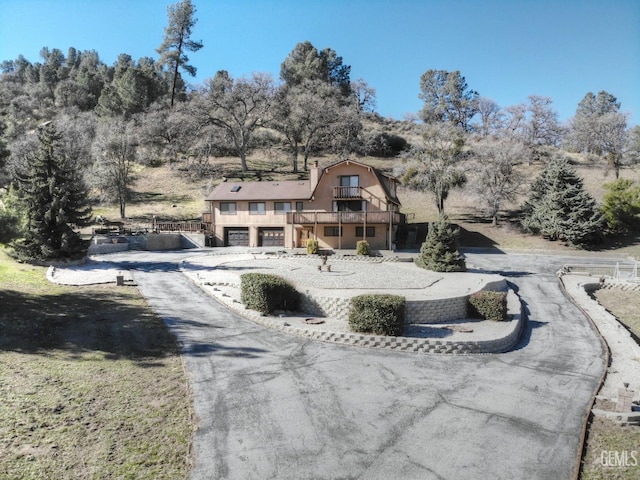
[240,273,300,314]
[468,291,507,321]
[348,294,405,336]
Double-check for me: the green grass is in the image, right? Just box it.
[0,250,193,479]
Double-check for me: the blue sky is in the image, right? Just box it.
[1,0,639,125]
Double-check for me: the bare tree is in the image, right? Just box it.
[470,138,525,225]
[474,97,503,137]
[91,119,137,218]
[350,78,377,113]
[271,80,346,173]
[195,71,275,172]
[401,124,468,215]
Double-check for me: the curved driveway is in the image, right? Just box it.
[101,250,614,480]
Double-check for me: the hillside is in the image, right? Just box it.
[92,145,640,258]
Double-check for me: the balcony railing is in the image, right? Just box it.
[287,211,402,225]
[333,186,362,198]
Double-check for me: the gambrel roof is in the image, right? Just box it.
[206,159,401,206]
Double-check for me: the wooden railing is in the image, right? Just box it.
[333,186,362,198]
[154,222,207,232]
[287,211,402,225]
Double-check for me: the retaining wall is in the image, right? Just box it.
[299,277,508,324]
[203,283,524,355]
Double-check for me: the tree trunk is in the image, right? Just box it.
[291,143,300,174]
[239,151,248,173]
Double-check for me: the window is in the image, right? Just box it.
[295,201,304,212]
[338,175,360,198]
[340,175,359,187]
[274,202,292,215]
[334,200,365,212]
[220,202,236,215]
[324,226,342,237]
[356,226,375,237]
[249,202,266,215]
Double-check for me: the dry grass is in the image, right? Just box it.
[580,287,640,479]
[580,416,640,479]
[0,250,193,479]
[94,150,640,257]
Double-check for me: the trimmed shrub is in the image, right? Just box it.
[349,294,405,336]
[356,240,370,256]
[306,238,318,254]
[468,291,507,321]
[240,273,300,314]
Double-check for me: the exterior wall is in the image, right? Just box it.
[309,224,390,250]
[309,161,393,213]
[211,200,299,247]
[207,161,400,249]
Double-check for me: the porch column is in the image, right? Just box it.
[388,210,393,251]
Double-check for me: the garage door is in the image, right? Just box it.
[259,228,284,247]
[225,228,249,247]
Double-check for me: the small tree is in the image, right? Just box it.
[415,215,466,272]
[13,122,92,260]
[402,124,467,215]
[471,138,524,225]
[601,178,640,233]
[91,119,137,219]
[521,156,603,247]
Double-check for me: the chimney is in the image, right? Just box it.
[310,160,321,190]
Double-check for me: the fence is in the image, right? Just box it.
[562,262,640,282]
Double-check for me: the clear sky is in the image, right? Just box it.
[1,0,639,125]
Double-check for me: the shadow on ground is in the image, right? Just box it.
[0,286,179,361]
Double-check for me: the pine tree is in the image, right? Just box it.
[14,121,92,260]
[521,156,603,247]
[157,0,203,107]
[415,215,466,272]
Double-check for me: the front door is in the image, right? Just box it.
[297,228,313,248]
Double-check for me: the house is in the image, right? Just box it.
[202,159,404,250]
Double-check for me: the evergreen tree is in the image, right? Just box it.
[601,178,640,233]
[521,157,603,247]
[415,215,466,272]
[14,121,92,260]
[157,0,203,107]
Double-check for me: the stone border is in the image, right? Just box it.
[186,271,525,355]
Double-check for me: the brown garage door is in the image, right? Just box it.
[258,228,284,247]
[225,228,249,247]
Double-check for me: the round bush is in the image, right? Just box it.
[349,294,405,336]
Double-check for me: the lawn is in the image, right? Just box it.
[0,250,193,479]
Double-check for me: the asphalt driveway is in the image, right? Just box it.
[106,250,609,480]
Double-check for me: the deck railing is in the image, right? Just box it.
[287,211,402,225]
[154,222,207,232]
[333,186,362,198]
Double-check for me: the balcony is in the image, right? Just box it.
[287,211,402,225]
[333,186,362,199]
